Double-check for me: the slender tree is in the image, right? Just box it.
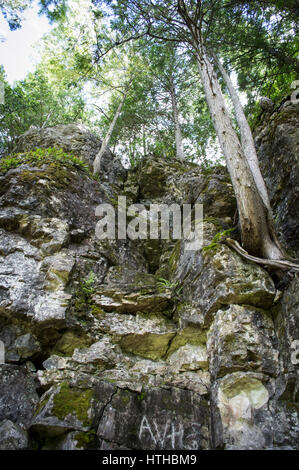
[91,0,298,269]
[93,80,131,174]
[142,43,187,161]
[169,73,185,161]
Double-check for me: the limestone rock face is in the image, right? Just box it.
[0,420,28,450]
[207,305,279,378]
[13,123,127,185]
[255,100,299,256]
[0,120,298,450]
[0,365,39,428]
[97,386,209,450]
[211,372,273,450]
[169,227,276,323]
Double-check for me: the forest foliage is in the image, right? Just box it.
[0,0,297,163]
[1,0,299,264]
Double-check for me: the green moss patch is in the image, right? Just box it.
[73,271,97,318]
[74,430,97,448]
[202,228,234,254]
[0,147,89,175]
[34,395,51,417]
[52,382,93,427]
[119,332,176,361]
[53,331,92,356]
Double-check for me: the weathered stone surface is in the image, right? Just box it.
[169,223,276,324]
[30,379,116,449]
[56,430,96,450]
[42,337,120,376]
[269,373,299,449]
[0,364,39,428]
[255,100,299,255]
[14,333,42,359]
[207,305,279,378]
[92,265,172,314]
[137,155,236,223]
[0,116,297,450]
[275,277,299,374]
[93,312,176,360]
[270,277,299,449]
[97,386,209,450]
[0,420,28,450]
[30,382,95,436]
[0,232,72,326]
[167,344,208,372]
[211,372,273,449]
[13,123,127,185]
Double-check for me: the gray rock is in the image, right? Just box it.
[0,364,39,428]
[169,223,276,324]
[30,383,95,436]
[13,123,127,185]
[207,305,279,378]
[255,101,299,256]
[259,97,275,113]
[97,386,209,450]
[91,265,172,314]
[211,372,274,449]
[0,420,28,450]
[15,333,41,359]
[0,114,297,450]
[56,431,90,450]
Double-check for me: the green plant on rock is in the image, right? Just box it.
[202,228,235,253]
[157,277,183,302]
[157,277,177,289]
[0,147,89,174]
[52,382,93,427]
[74,430,97,449]
[137,391,146,401]
[81,271,96,295]
[74,271,97,318]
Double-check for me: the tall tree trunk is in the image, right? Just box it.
[196,46,284,260]
[213,55,286,256]
[214,56,271,209]
[93,84,130,175]
[169,74,185,161]
[142,124,147,157]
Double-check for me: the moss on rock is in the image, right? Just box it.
[0,147,89,175]
[53,331,92,357]
[52,382,93,427]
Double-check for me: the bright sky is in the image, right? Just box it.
[0,0,53,84]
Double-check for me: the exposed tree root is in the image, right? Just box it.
[223,238,299,272]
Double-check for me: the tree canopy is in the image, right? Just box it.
[0,0,67,30]
[0,0,298,265]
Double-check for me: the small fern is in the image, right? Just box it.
[202,228,235,253]
[81,271,96,295]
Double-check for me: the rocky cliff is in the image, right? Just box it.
[255,99,299,257]
[0,104,298,450]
